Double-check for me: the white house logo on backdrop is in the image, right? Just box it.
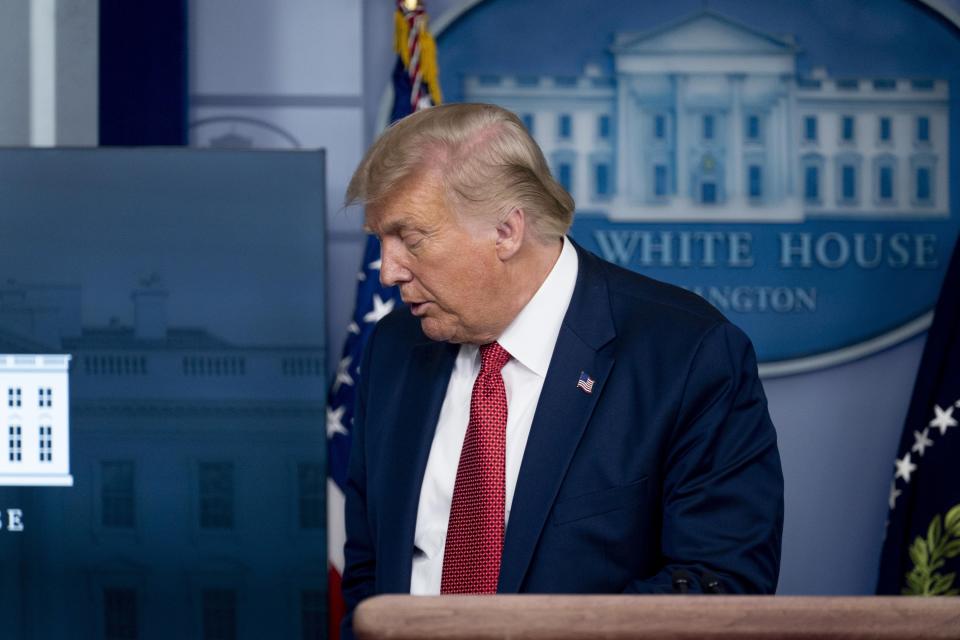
[442,6,959,375]
[0,354,72,487]
[189,116,302,150]
[465,12,948,223]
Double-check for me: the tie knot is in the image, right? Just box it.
[479,342,510,374]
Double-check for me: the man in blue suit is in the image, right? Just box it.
[341,103,783,634]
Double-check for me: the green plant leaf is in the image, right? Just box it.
[910,538,930,566]
[928,515,943,552]
[905,569,929,595]
[931,572,956,595]
[945,504,960,534]
[944,539,960,559]
[903,578,926,596]
[902,508,960,596]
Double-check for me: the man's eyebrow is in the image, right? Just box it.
[363,216,416,236]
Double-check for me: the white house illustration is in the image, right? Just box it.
[0,276,327,637]
[463,10,950,222]
[0,353,72,486]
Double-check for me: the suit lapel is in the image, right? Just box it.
[498,244,616,592]
[378,338,457,593]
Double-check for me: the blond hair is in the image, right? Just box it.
[346,103,574,241]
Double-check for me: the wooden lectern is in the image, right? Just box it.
[354,595,960,639]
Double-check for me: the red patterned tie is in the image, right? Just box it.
[440,342,511,594]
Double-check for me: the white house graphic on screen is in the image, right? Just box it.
[0,354,72,486]
[463,10,950,222]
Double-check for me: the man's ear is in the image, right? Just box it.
[495,207,525,261]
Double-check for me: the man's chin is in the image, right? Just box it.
[418,317,457,343]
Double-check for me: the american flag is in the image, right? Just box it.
[327,2,441,638]
[577,371,595,394]
[325,240,399,639]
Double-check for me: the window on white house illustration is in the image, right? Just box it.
[874,155,897,204]
[746,115,761,142]
[804,116,817,142]
[558,114,572,140]
[595,163,611,198]
[840,164,858,203]
[521,113,534,135]
[202,588,237,640]
[8,426,22,462]
[804,165,820,202]
[199,461,235,529]
[748,165,763,199]
[916,166,933,204]
[38,426,52,462]
[597,114,611,139]
[653,114,666,140]
[701,181,718,204]
[916,116,930,143]
[558,162,573,194]
[8,387,21,408]
[38,387,52,407]
[703,114,715,141]
[841,115,855,142]
[653,164,668,198]
[879,165,895,202]
[103,587,138,640]
[102,460,136,528]
[879,117,892,143]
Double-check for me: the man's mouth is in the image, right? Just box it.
[409,301,429,316]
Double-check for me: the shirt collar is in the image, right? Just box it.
[496,236,578,378]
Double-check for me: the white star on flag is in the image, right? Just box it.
[368,258,382,271]
[894,452,917,484]
[347,321,360,335]
[327,405,348,439]
[333,356,354,392]
[888,481,902,510]
[357,271,366,282]
[929,404,957,436]
[911,428,934,457]
[363,294,395,324]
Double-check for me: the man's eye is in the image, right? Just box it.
[403,234,424,249]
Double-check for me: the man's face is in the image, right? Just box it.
[364,171,506,344]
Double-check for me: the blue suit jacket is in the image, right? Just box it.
[342,243,783,632]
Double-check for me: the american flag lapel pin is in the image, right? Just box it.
[576,371,595,394]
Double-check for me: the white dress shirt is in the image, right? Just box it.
[410,236,579,594]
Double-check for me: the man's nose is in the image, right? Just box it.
[379,239,410,287]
